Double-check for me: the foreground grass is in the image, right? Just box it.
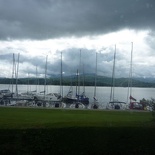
[0,107,155,154]
[0,107,153,128]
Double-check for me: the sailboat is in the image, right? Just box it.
[33,55,48,105]
[64,50,87,109]
[18,72,37,100]
[63,50,88,108]
[77,64,89,106]
[76,50,89,106]
[74,70,89,107]
[128,42,144,110]
[106,45,126,110]
[6,53,33,106]
[91,52,99,109]
[62,74,78,104]
[67,69,85,109]
[63,87,78,104]
[33,55,61,107]
[0,53,15,100]
[7,53,22,106]
[55,52,64,108]
[0,89,13,99]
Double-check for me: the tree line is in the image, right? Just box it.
[0,75,155,87]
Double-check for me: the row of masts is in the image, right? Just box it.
[6,50,91,107]
[11,53,20,96]
[3,43,134,109]
[109,42,134,106]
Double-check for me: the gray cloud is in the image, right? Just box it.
[145,31,155,56]
[0,0,155,40]
[37,48,117,77]
[0,48,116,77]
[1,44,155,78]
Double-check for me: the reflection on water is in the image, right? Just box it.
[1,84,155,106]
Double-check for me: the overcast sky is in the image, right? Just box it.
[0,0,155,78]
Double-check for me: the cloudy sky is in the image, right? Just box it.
[0,0,155,78]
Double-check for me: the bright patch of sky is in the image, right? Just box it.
[0,29,149,55]
[0,29,153,78]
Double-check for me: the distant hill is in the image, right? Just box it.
[133,77,155,84]
[0,75,155,87]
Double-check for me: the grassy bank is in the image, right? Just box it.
[0,107,155,154]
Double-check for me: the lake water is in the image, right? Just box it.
[1,84,155,106]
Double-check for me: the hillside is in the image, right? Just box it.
[1,75,155,87]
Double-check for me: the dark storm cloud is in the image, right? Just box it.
[0,0,154,40]
[62,49,96,74]
[56,48,120,77]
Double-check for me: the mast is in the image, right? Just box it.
[60,52,63,98]
[76,69,78,97]
[78,50,81,96]
[82,64,85,94]
[129,42,133,103]
[130,42,133,99]
[126,42,133,104]
[27,72,29,93]
[110,45,116,102]
[36,65,38,92]
[15,53,20,97]
[11,53,15,93]
[44,55,48,98]
[94,52,97,99]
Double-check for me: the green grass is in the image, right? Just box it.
[0,107,155,155]
[0,107,153,129]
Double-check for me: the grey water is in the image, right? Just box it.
[1,84,155,106]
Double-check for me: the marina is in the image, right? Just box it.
[0,84,154,111]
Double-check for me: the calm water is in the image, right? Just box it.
[1,84,155,105]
